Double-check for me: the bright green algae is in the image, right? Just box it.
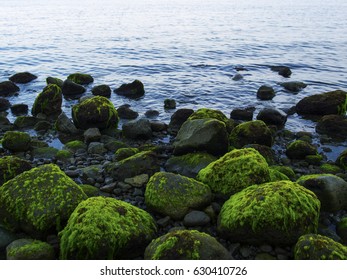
[59,196,157,259]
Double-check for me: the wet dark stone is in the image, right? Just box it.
[9,72,37,84]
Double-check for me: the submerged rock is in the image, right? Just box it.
[296,90,347,116]
[218,180,320,245]
[114,80,145,99]
[294,234,347,260]
[59,197,157,259]
[9,72,37,84]
[72,96,119,130]
[145,172,212,220]
[270,66,292,78]
[145,230,230,260]
[280,81,307,92]
[197,148,270,196]
[31,84,62,117]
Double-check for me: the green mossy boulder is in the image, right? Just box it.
[114,147,139,161]
[67,73,94,85]
[14,116,39,128]
[31,147,59,160]
[2,131,31,152]
[316,114,347,139]
[55,150,73,162]
[79,184,99,197]
[229,120,273,148]
[269,167,290,182]
[63,140,87,153]
[6,238,55,260]
[270,165,296,181]
[0,156,32,185]
[296,174,347,212]
[31,84,62,117]
[218,180,320,245]
[294,234,347,260]
[144,230,230,260]
[197,148,270,197]
[59,196,157,259]
[286,140,318,160]
[164,152,217,178]
[145,172,212,220]
[296,90,347,116]
[105,151,160,181]
[337,218,347,245]
[0,81,19,96]
[336,149,347,170]
[188,108,234,132]
[72,96,119,130]
[0,164,87,237]
[173,118,229,156]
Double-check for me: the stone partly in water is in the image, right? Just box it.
[188,108,234,132]
[164,99,176,109]
[145,172,212,220]
[0,156,32,185]
[316,114,347,139]
[67,73,94,85]
[256,107,287,127]
[31,84,62,117]
[6,238,55,260]
[270,66,292,78]
[296,174,347,212]
[92,84,111,98]
[229,120,273,148]
[144,230,230,260]
[55,112,81,135]
[59,196,157,259]
[14,116,39,129]
[257,85,275,100]
[117,104,139,119]
[197,148,270,197]
[62,79,86,97]
[296,90,347,116]
[294,234,347,260]
[2,131,31,152]
[218,180,320,245]
[72,96,119,130]
[173,118,229,156]
[230,107,255,121]
[0,81,20,96]
[46,76,64,88]
[0,98,11,112]
[0,164,87,237]
[168,108,194,134]
[9,72,37,84]
[280,81,307,93]
[10,104,28,115]
[285,140,318,160]
[114,80,145,99]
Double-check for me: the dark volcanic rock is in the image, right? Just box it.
[164,99,176,109]
[270,66,292,78]
[122,118,152,139]
[316,114,347,139]
[280,81,307,93]
[168,108,194,134]
[9,72,37,84]
[62,79,86,97]
[230,107,255,121]
[257,85,275,100]
[256,107,287,126]
[0,81,20,96]
[67,73,94,85]
[31,84,62,117]
[117,104,139,119]
[114,80,145,99]
[10,104,29,115]
[91,84,111,98]
[0,98,11,112]
[296,90,347,116]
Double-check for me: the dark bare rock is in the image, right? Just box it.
[280,81,307,93]
[168,108,194,134]
[316,114,347,139]
[0,81,20,96]
[270,66,292,78]
[62,79,86,97]
[122,118,152,139]
[230,107,255,121]
[114,80,145,99]
[9,72,37,84]
[91,84,111,98]
[0,98,11,112]
[256,107,287,127]
[257,85,275,100]
[10,104,28,115]
[117,104,139,119]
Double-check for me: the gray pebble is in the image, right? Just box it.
[183,210,211,227]
[259,244,273,253]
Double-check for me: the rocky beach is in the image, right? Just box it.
[0,70,347,260]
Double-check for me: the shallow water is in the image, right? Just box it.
[1,0,347,159]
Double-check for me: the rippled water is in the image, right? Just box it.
[1,0,347,157]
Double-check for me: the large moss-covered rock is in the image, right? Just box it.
[145,172,212,220]
[197,148,270,196]
[296,174,347,212]
[105,151,159,181]
[294,234,347,260]
[72,96,119,130]
[0,164,87,237]
[164,152,217,178]
[0,81,19,96]
[173,118,229,156]
[6,238,55,260]
[2,131,31,152]
[316,114,347,139]
[144,230,230,260]
[296,90,347,116]
[67,73,94,85]
[286,140,318,160]
[218,180,320,245]
[59,196,157,259]
[31,84,62,117]
[0,156,32,185]
[229,120,273,148]
[188,108,234,132]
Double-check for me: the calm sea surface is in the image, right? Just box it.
[1,0,347,156]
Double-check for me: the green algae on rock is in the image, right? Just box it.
[188,108,234,132]
[67,73,94,85]
[285,140,318,160]
[59,196,157,259]
[79,184,99,197]
[0,156,32,185]
[196,148,270,197]
[337,217,347,245]
[2,131,31,152]
[63,140,87,152]
[268,167,290,182]
[31,84,62,117]
[0,164,87,237]
[296,174,347,212]
[144,229,230,260]
[72,96,119,130]
[6,238,55,260]
[229,120,273,148]
[294,234,347,260]
[145,172,212,220]
[114,147,140,161]
[217,180,320,245]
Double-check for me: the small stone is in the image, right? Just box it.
[84,128,101,144]
[239,246,252,258]
[164,99,176,109]
[259,244,273,253]
[100,182,117,193]
[118,182,131,190]
[257,85,275,100]
[183,210,211,227]
[157,216,171,227]
[64,170,80,178]
[124,174,149,188]
[133,188,143,196]
[145,110,160,118]
[9,72,37,84]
